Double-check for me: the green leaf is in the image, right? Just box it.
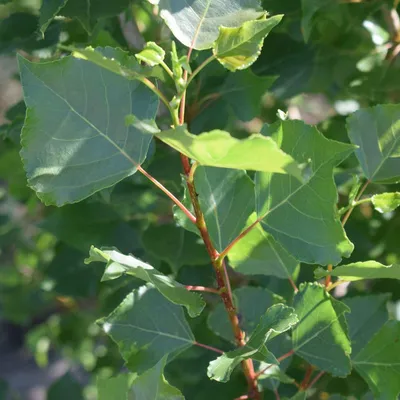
[97,375,131,400]
[59,0,131,32]
[173,176,198,236]
[0,379,9,400]
[158,0,264,50]
[258,334,294,391]
[371,192,400,213]
[343,294,390,357]
[301,0,332,41]
[208,304,298,382]
[85,246,205,317]
[99,287,195,373]
[98,357,184,400]
[131,356,185,399]
[256,120,355,265]
[228,213,299,279]
[136,41,166,67]
[292,283,351,377]
[346,104,400,183]
[194,166,254,252]
[353,321,400,400]
[18,54,158,206]
[315,261,400,281]
[39,0,68,35]
[208,286,283,342]
[141,224,209,272]
[47,373,84,400]
[156,125,304,179]
[213,13,282,71]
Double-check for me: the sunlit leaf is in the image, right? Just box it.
[208,304,298,382]
[214,14,282,71]
[85,246,205,317]
[136,42,166,67]
[158,0,264,49]
[315,261,400,281]
[156,125,304,178]
[371,192,400,213]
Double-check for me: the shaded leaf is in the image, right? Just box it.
[98,357,184,400]
[195,166,254,252]
[301,0,332,41]
[353,321,400,400]
[228,213,299,279]
[214,13,282,71]
[99,287,194,373]
[315,261,400,281]
[208,286,283,342]
[141,224,209,272]
[136,41,166,67]
[85,246,205,317]
[343,294,390,357]
[131,356,185,399]
[156,125,304,178]
[256,120,355,265]
[18,54,158,206]
[371,192,400,213]
[60,0,131,32]
[47,373,84,400]
[39,0,68,35]
[346,104,400,183]
[158,0,264,49]
[292,283,351,377]
[207,304,298,382]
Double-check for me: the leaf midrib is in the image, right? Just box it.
[25,64,139,169]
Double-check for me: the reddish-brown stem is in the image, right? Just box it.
[326,179,370,287]
[218,217,262,261]
[300,365,314,389]
[186,285,220,294]
[273,389,281,400]
[234,396,249,400]
[137,165,196,224]
[307,371,325,389]
[194,341,224,354]
[176,36,260,400]
[255,349,295,378]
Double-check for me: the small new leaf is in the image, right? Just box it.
[213,14,283,71]
[315,261,400,281]
[207,304,298,382]
[371,192,400,213]
[85,246,205,317]
[136,42,166,67]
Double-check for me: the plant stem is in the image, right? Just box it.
[325,179,370,287]
[186,285,220,294]
[255,349,295,378]
[307,371,325,389]
[273,389,281,400]
[194,341,224,354]
[160,60,174,80]
[186,55,216,88]
[137,165,196,224]
[300,365,314,389]
[175,43,260,400]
